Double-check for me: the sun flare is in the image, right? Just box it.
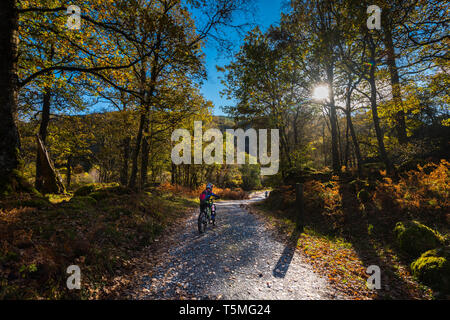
[312,85,330,102]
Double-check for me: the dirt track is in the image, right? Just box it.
[131,192,346,300]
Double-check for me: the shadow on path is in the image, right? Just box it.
[272,229,302,278]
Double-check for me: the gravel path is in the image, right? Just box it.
[135,193,345,300]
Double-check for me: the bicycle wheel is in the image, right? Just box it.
[206,206,212,221]
[211,204,216,226]
[198,210,207,234]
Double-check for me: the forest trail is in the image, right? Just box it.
[130,192,347,300]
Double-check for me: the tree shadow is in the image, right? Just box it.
[337,180,421,299]
[144,201,273,298]
[272,229,302,278]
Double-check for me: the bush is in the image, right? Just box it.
[398,159,427,173]
[411,246,450,294]
[240,163,262,191]
[217,188,249,200]
[374,159,449,214]
[394,221,445,259]
[362,162,386,178]
[265,186,295,210]
[303,178,341,213]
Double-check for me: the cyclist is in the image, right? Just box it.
[199,183,220,225]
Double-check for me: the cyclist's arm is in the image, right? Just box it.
[205,192,220,200]
[212,192,220,199]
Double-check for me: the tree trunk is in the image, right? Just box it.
[35,88,52,191]
[171,162,176,185]
[139,52,159,188]
[140,134,149,188]
[36,135,65,194]
[140,109,153,188]
[368,38,394,175]
[279,127,292,170]
[383,18,407,144]
[322,123,327,167]
[336,115,344,167]
[128,55,148,190]
[35,44,55,192]
[344,118,350,168]
[120,137,130,186]
[128,117,141,189]
[0,0,22,194]
[326,65,341,174]
[346,111,363,176]
[345,93,363,176]
[66,155,72,189]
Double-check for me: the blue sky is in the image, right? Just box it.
[87,1,285,116]
[199,0,284,116]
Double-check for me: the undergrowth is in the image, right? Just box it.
[0,184,197,299]
[257,160,450,299]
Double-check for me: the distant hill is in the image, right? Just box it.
[212,115,235,131]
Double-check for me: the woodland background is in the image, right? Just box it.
[0,0,448,299]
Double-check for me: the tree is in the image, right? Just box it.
[0,0,163,194]
[0,0,23,194]
[223,27,317,180]
[47,115,93,189]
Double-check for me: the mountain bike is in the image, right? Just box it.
[198,199,216,234]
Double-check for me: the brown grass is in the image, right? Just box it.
[0,188,197,299]
[259,160,450,299]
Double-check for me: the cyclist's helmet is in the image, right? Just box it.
[206,183,213,191]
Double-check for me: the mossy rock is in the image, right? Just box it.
[394,221,445,259]
[68,196,97,208]
[73,184,98,197]
[411,246,450,294]
[357,189,371,203]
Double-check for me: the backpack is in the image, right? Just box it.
[199,190,207,203]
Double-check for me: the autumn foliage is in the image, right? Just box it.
[157,183,249,200]
[0,187,198,299]
[261,160,449,299]
[373,160,449,219]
